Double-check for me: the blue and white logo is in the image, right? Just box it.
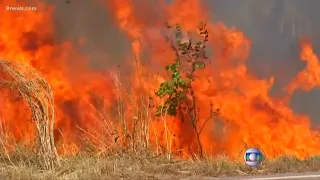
[244,148,263,167]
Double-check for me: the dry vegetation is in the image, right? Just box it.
[0,60,59,169]
[0,55,320,179]
[0,147,320,180]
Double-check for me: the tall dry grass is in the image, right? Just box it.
[0,59,319,179]
[0,60,59,169]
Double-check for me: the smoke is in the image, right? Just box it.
[45,0,131,68]
[208,0,320,123]
[43,0,320,122]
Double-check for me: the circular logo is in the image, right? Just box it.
[244,148,263,167]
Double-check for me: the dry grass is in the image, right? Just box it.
[0,147,319,180]
[0,60,59,169]
[0,61,320,179]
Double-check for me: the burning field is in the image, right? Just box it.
[1,0,320,179]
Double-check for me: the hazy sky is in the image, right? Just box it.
[45,0,320,123]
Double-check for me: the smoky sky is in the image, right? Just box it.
[45,0,131,68]
[208,0,320,124]
[42,0,320,123]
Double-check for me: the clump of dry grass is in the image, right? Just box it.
[0,60,59,169]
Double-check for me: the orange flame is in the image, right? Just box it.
[0,0,320,160]
[287,39,320,93]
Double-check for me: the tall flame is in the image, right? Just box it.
[0,0,320,160]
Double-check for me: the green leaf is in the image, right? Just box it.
[156,22,209,118]
[172,72,180,78]
[167,107,177,116]
[165,63,179,72]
